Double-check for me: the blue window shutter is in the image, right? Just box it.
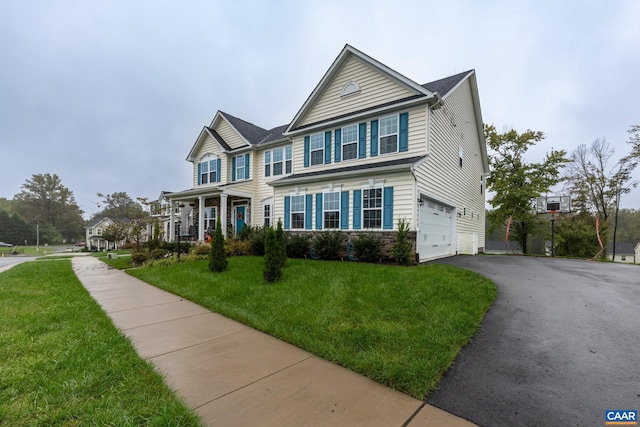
[370,120,378,157]
[324,131,331,164]
[216,159,221,182]
[197,163,202,185]
[399,112,409,152]
[383,186,394,229]
[353,190,362,230]
[305,194,312,230]
[304,136,310,168]
[232,157,236,181]
[316,193,323,230]
[358,123,367,159]
[284,196,290,230]
[340,191,349,230]
[245,153,250,179]
[334,129,342,163]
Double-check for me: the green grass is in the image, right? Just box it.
[129,256,497,398]
[0,260,201,426]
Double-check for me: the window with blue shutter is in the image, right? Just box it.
[284,196,291,230]
[305,194,312,230]
[324,131,331,164]
[232,157,236,181]
[358,123,366,159]
[340,191,349,229]
[399,112,408,152]
[383,186,394,229]
[370,120,378,157]
[315,193,323,230]
[353,189,362,230]
[334,129,342,163]
[304,136,310,168]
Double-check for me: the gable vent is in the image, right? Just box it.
[341,80,360,97]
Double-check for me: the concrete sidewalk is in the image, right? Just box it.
[71,256,474,427]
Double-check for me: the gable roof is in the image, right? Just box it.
[286,44,438,134]
[607,242,636,255]
[85,217,112,228]
[422,70,473,97]
[219,111,269,145]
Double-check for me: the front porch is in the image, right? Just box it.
[167,188,255,242]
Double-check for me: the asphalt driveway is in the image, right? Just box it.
[427,256,639,427]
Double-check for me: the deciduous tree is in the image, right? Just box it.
[485,125,569,254]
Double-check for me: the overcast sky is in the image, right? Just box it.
[1,0,639,218]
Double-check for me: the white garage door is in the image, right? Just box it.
[418,199,454,261]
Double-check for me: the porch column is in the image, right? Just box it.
[220,193,228,238]
[198,196,205,241]
[169,199,175,242]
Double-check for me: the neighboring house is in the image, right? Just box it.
[85,217,117,251]
[165,44,488,262]
[148,191,196,241]
[607,242,637,264]
[485,240,522,255]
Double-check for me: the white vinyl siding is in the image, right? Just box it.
[299,55,415,126]
[216,119,247,150]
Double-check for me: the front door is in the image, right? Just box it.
[235,206,246,235]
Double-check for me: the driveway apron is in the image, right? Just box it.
[427,256,640,427]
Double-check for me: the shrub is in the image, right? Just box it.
[192,244,211,256]
[311,231,343,260]
[209,218,227,272]
[286,233,310,258]
[149,248,168,260]
[131,252,149,266]
[274,220,286,269]
[250,226,267,256]
[392,218,413,266]
[225,240,253,256]
[237,224,252,241]
[263,226,281,283]
[351,233,382,263]
[160,241,191,254]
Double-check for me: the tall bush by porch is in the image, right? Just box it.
[209,217,227,272]
[264,220,286,283]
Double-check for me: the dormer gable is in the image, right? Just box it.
[286,44,437,134]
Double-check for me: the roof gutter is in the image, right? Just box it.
[269,162,416,187]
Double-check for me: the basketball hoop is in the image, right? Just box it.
[536,196,572,257]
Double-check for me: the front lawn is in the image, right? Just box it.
[129,256,496,398]
[0,260,201,426]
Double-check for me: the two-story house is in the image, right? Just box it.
[85,217,116,251]
[165,44,488,262]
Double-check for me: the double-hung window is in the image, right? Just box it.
[379,115,398,154]
[363,188,382,228]
[323,191,340,229]
[235,155,245,180]
[342,124,358,161]
[200,159,218,184]
[204,207,217,232]
[263,204,271,227]
[265,146,293,177]
[291,195,305,229]
[310,133,324,166]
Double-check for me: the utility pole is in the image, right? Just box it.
[35,215,40,251]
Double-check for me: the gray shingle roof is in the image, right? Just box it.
[220,111,269,146]
[422,70,472,96]
[607,242,636,255]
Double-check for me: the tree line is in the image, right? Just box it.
[486,124,640,258]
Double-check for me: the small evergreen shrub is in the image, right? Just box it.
[238,224,252,241]
[263,227,281,283]
[250,226,267,256]
[274,220,286,269]
[312,231,343,260]
[392,218,413,266]
[131,252,149,266]
[209,218,227,272]
[351,233,382,263]
[286,233,310,258]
